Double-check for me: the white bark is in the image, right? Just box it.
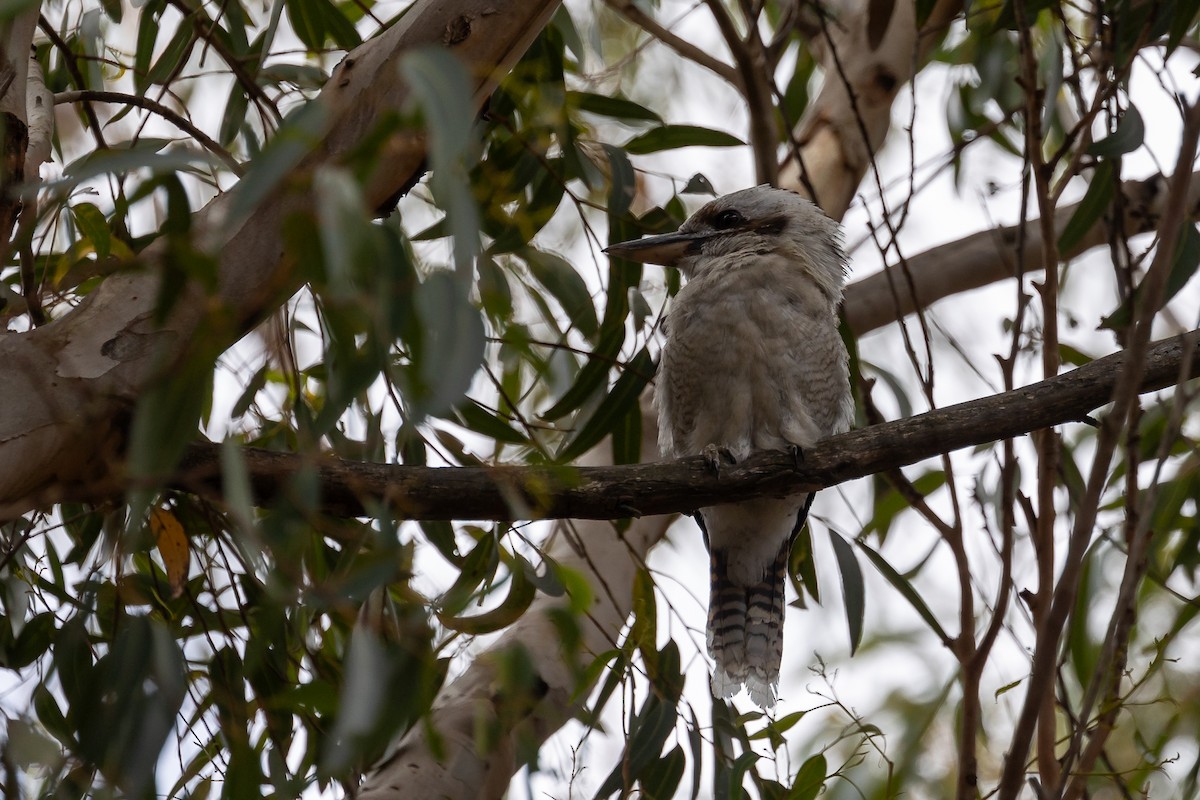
[24,54,52,177]
[778,0,961,218]
[0,10,38,120]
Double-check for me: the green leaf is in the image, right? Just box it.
[552,5,585,64]
[556,347,655,463]
[1101,222,1200,331]
[410,270,487,417]
[629,567,657,657]
[230,366,268,419]
[788,523,820,608]
[71,203,112,259]
[79,616,186,795]
[568,90,662,123]
[857,539,950,644]
[520,247,599,339]
[623,124,745,155]
[220,81,250,147]
[57,145,220,186]
[401,48,480,276]
[682,173,717,196]
[865,469,946,540]
[438,530,498,615]
[640,744,687,799]
[10,612,55,669]
[145,23,195,87]
[128,356,212,484]
[1087,107,1144,158]
[727,751,760,797]
[452,399,528,445]
[1167,0,1200,54]
[597,690,680,796]
[1057,160,1115,253]
[321,626,390,775]
[227,101,329,222]
[787,753,827,800]
[437,554,537,634]
[610,399,643,466]
[540,323,625,421]
[830,533,865,655]
[285,0,324,51]
[322,0,361,49]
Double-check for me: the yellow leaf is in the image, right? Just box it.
[150,507,189,599]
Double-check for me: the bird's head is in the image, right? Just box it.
[605,185,847,301]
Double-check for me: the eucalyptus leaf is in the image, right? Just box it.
[623,124,746,155]
[830,533,865,655]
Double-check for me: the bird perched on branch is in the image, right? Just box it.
[606,185,853,708]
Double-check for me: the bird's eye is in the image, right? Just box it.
[712,209,746,229]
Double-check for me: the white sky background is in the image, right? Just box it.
[8,0,1200,797]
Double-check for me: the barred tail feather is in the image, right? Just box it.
[707,544,789,708]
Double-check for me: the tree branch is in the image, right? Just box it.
[54,89,244,175]
[842,169,1200,336]
[777,0,961,218]
[171,330,1200,521]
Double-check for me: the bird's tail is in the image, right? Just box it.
[707,542,789,708]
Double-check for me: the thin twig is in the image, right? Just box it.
[997,97,1200,800]
[702,0,778,184]
[601,0,738,84]
[38,16,108,150]
[54,89,244,175]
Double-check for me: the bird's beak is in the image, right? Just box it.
[603,230,706,267]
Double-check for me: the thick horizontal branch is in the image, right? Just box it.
[176,330,1200,521]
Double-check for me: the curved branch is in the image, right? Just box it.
[54,89,244,175]
[173,330,1200,521]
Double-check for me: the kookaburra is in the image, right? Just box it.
[606,186,853,708]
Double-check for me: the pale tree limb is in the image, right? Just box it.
[0,0,563,518]
[0,8,40,252]
[842,170,1200,336]
[169,330,1200,522]
[777,0,962,218]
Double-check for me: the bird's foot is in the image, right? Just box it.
[702,444,738,476]
[788,444,806,470]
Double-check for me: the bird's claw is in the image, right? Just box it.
[702,443,738,476]
[788,444,806,470]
